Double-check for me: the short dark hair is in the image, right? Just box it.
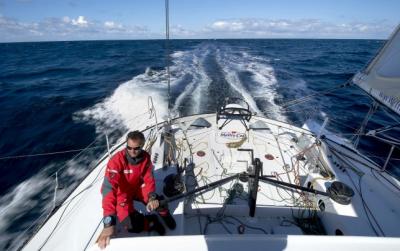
[127,131,145,144]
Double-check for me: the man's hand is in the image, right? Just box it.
[146,199,160,212]
[96,226,115,249]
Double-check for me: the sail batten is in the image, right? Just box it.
[353,24,400,115]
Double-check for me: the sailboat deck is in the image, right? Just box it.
[21,113,400,251]
[140,113,317,236]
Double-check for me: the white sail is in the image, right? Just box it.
[353,24,400,115]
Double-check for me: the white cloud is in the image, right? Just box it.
[211,21,245,31]
[0,15,396,42]
[71,16,88,27]
[170,24,195,37]
[104,21,116,28]
[62,16,71,23]
[0,15,150,42]
[202,18,395,39]
[104,21,123,30]
[211,21,229,30]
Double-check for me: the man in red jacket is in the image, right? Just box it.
[97,131,173,249]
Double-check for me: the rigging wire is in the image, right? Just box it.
[352,101,379,147]
[367,122,400,136]
[370,134,400,146]
[0,146,104,161]
[0,109,154,162]
[279,82,352,109]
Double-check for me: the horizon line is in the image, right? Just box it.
[0,37,387,44]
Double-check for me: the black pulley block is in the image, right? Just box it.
[163,174,184,197]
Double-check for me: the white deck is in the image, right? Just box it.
[21,112,400,251]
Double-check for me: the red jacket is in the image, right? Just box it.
[101,149,155,221]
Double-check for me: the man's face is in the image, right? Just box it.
[126,138,143,158]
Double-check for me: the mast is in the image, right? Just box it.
[165,0,171,122]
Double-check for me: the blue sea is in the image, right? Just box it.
[0,39,399,249]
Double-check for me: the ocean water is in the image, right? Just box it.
[0,39,399,249]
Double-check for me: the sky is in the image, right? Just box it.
[0,0,399,42]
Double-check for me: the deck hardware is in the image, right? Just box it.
[265,154,274,160]
[296,155,306,161]
[249,158,262,217]
[257,176,353,205]
[327,181,354,205]
[160,173,242,206]
[159,167,354,215]
[217,97,252,131]
[318,200,325,212]
[335,229,344,235]
[196,150,206,157]
[238,172,249,182]
[238,224,245,234]
[163,173,184,197]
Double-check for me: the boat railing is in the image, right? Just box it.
[4,96,160,250]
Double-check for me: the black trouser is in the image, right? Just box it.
[119,210,145,233]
